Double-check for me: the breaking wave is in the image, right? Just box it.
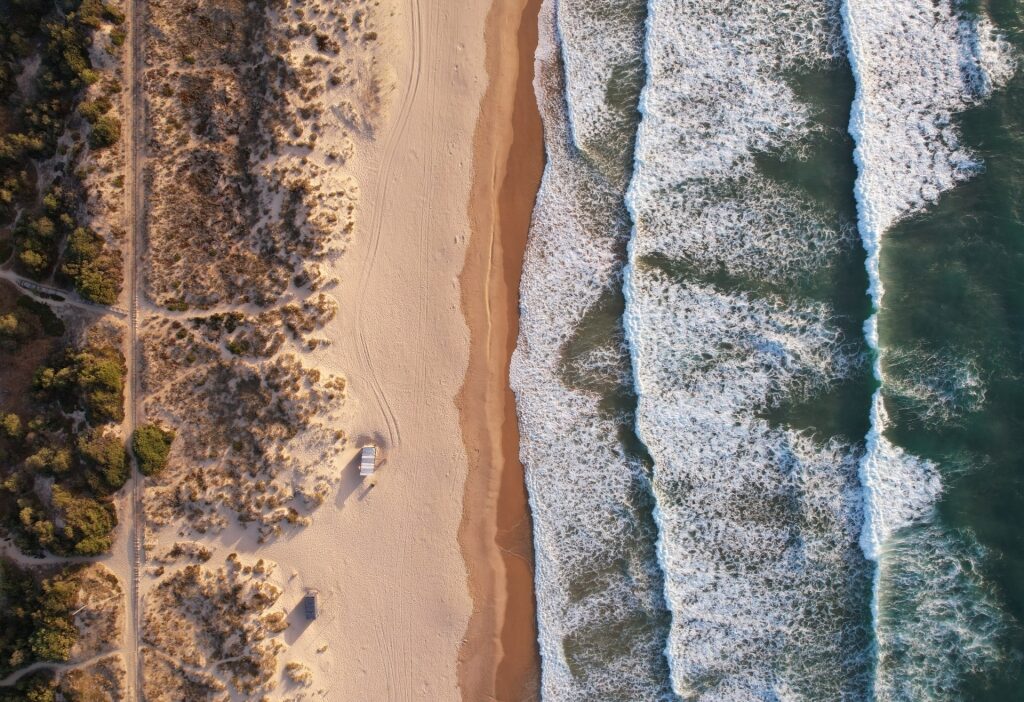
[843,0,1016,697]
[624,1,872,697]
[511,1,673,698]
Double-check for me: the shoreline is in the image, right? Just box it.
[457,0,545,698]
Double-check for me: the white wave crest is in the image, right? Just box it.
[842,0,1016,307]
[858,393,943,562]
[841,1,1016,696]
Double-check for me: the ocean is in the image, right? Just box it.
[512,0,1024,700]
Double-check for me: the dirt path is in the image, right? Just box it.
[0,268,127,317]
[0,651,121,688]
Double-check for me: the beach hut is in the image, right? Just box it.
[359,445,376,477]
[303,592,318,620]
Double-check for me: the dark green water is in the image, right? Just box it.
[877,1,1024,697]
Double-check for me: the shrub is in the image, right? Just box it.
[16,296,65,336]
[88,115,119,148]
[1,676,58,702]
[132,424,175,476]
[78,97,111,124]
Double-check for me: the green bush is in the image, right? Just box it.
[88,115,119,148]
[76,349,125,423]
[24,447,72,474]
[72,258,121,305]
[132,424,175,476]
[78,97,111,124]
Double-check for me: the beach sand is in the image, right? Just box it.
[243,0,543,698]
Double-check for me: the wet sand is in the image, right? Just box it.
[458,0,545,699]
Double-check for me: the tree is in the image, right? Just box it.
[50,485,115,556]
[1,413,22,440]
[18,248,47,275]
[0,313,18,337]
[77,429,127,493]
[72,256,121,305]
[62,228,123,304]
[73,346,125,423]
[29,574,79,662]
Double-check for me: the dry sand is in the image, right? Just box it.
[233,0,542,699]
[132,0,542,696]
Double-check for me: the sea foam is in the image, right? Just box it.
[511,1,674,698]
[557,0,646,181]
[624,1,873,697]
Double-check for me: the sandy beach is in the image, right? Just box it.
[241,0,543,698]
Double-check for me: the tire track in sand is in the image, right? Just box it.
[353,0,425,450]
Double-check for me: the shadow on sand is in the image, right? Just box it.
[284,598,315,645]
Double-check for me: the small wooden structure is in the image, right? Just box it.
[359,445,377,477]
[303,591,318,620]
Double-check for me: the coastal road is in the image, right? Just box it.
[123,0,145,697]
